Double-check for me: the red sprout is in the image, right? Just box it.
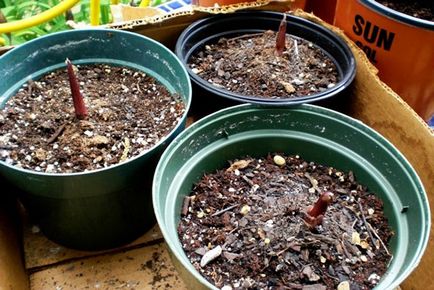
[66,58,88,120]
[304,191,334,228]
[275,14,287,56]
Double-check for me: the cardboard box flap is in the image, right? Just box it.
[0,7,432,290]
[107,0,297,28]
[294,11,434,289]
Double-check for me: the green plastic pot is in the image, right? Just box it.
[153,104,430,289]
[0,29,192,250]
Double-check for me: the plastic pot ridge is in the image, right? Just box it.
[153,104,430,290]
[0,29,192,250]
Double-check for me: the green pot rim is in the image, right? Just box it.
[153,103,430,290]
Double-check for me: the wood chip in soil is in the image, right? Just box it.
[178,154,394,290]
[189,31,339,99]
[0,64,185,173]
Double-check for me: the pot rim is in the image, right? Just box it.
[360,0,434,30]
[175,11,356,106]
[0,28,192,177]
[153,104,430,290]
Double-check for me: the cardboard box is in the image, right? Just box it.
[0,3,432,289]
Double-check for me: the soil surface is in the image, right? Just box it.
[189,30,339,100]
[178,154,393,290]
[0,64,185,173]
[377,0,434,21]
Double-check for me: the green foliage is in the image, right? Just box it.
[0,0,160,46]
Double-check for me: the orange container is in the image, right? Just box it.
[334,0,434,122]
[290,0,307,10]
[305,0,337,24]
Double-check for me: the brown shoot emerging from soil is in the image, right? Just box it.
[305,191,334,228]
[66,58,88,120]
[275,14,287,56]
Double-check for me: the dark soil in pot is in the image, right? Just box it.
[178,153,393,290]
[189,30,339,99]
[376,0,434,21]
[0,64,185,173]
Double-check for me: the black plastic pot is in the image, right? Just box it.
[176,11,356,115]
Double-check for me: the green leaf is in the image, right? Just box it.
[100,5,110,24]
[1,6,16,18]
[17,2,52,12]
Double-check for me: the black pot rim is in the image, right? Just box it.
[176,11,356,106]
[360,0,434,30]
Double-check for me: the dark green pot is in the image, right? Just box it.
[0,29,191,250]
[153,104,430,289]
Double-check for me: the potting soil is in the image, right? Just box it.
[178,154,393,289]
[189,31,339,99]
[0,64,185,173]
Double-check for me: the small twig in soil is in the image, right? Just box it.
[304,172,320,193]
[241,175,255,187]
[275,14,287,56]
[340,240,352,259]
[228,226,239,235]
[226,33,264,43]
[367,222,391,256]
[356,200,377,248]
[135,83,142,94]
[46,123,66,144]
[181,196,192,216]
[27,80,34,97]
[344,238,361,256]
[211,204,239,217]
[66,58,88,120]
[306,233,337,245]
[351,219,357,229]
[293,38,300,59]
[274,237,296,256]
[275,246,292,257]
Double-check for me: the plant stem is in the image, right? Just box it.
[308,191,334,218]
[304,191,334,228]
[275,14,287,56]
[65,58,88,120]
